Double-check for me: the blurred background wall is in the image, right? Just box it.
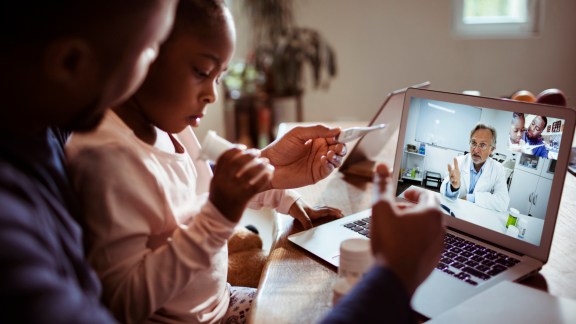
[195,0,576,142]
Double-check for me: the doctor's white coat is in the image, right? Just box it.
[440,154,510,212]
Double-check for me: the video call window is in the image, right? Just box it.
[508,113,563,160]
[397,98,567,247]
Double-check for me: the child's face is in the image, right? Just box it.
[509,117,525,144]
[133,9,236,134]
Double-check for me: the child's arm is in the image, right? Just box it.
[247,189,343,230]
[67,144,239,323]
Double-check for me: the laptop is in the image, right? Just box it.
[339,81,430,178]
[288,88,576,318]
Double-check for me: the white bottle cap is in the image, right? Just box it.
[506,225,520,237]
[509,208,520,218]
[199,130,235,162]
[338,238,374,280]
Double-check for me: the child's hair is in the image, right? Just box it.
[0,1,156,49]
[170,0,229,41]
[512,112,525,123]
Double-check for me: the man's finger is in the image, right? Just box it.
[373,163,393,201]
[402,189,439,212]
[453,158,459,172]
[292,125,340,141]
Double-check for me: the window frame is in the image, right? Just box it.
[453,0,543,38]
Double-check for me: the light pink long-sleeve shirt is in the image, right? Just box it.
[66,111,299,323]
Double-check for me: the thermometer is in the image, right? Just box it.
[337,124,386,143]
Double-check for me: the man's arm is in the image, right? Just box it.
[0,175,116,323]
[321,164,445,323]
[441,157,463,199]
[320,266,416,324]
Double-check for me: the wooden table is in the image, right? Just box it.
[249,133,576,323]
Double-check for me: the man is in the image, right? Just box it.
[0,1,344,322]
[1,2,443,323]
[321,164,445,323]
[521,115,548,158]
[441,124,510,212]
[0,1,178,322]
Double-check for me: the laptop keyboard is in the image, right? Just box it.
[343,217,371,238]
[343,219,520,286]
[438,233,520,286]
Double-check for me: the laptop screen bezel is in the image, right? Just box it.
[394,88,576,263]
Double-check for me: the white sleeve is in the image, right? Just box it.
[247,188,301,214]
[67,145,235,323]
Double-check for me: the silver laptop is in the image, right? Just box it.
[339,81,430,178]
[288,88,576,318]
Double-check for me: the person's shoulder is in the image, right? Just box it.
[67,139,148,179]
[0,161,47,225]
[66,111,135,155]
[67,113,145,166]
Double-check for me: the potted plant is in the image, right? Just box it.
[242,0,337,97]
[221,0,337,147]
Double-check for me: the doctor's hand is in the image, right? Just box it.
[261,125,347,189]
[447,158,461,190]
[371,163,445,298]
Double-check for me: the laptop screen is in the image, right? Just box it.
[395,94,569,247]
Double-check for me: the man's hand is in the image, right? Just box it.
[261,125,346,189]
[371,164,445,297]
[447,158,461,191]
[288,199,343,230]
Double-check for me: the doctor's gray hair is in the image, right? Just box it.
[470,123,497,149]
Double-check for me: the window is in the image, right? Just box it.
[453,0,542,38]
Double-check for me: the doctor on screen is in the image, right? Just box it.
[441,123,510,212]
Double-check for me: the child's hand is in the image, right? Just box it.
[210,148,274,223]
[288,199,343,230]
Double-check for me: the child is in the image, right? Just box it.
[66,0,346,323]
[0,1,177,322]
[508,112,525,152]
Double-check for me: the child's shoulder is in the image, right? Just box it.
[67,111,138,155]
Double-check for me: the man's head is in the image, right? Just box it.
[509,112,525,144]
[526,115,547,140]
[0,1,177,133]
[469,123,497,167]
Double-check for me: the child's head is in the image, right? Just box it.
[509,112,525,144]
[126,0,236,134]
[0,1,177,133]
